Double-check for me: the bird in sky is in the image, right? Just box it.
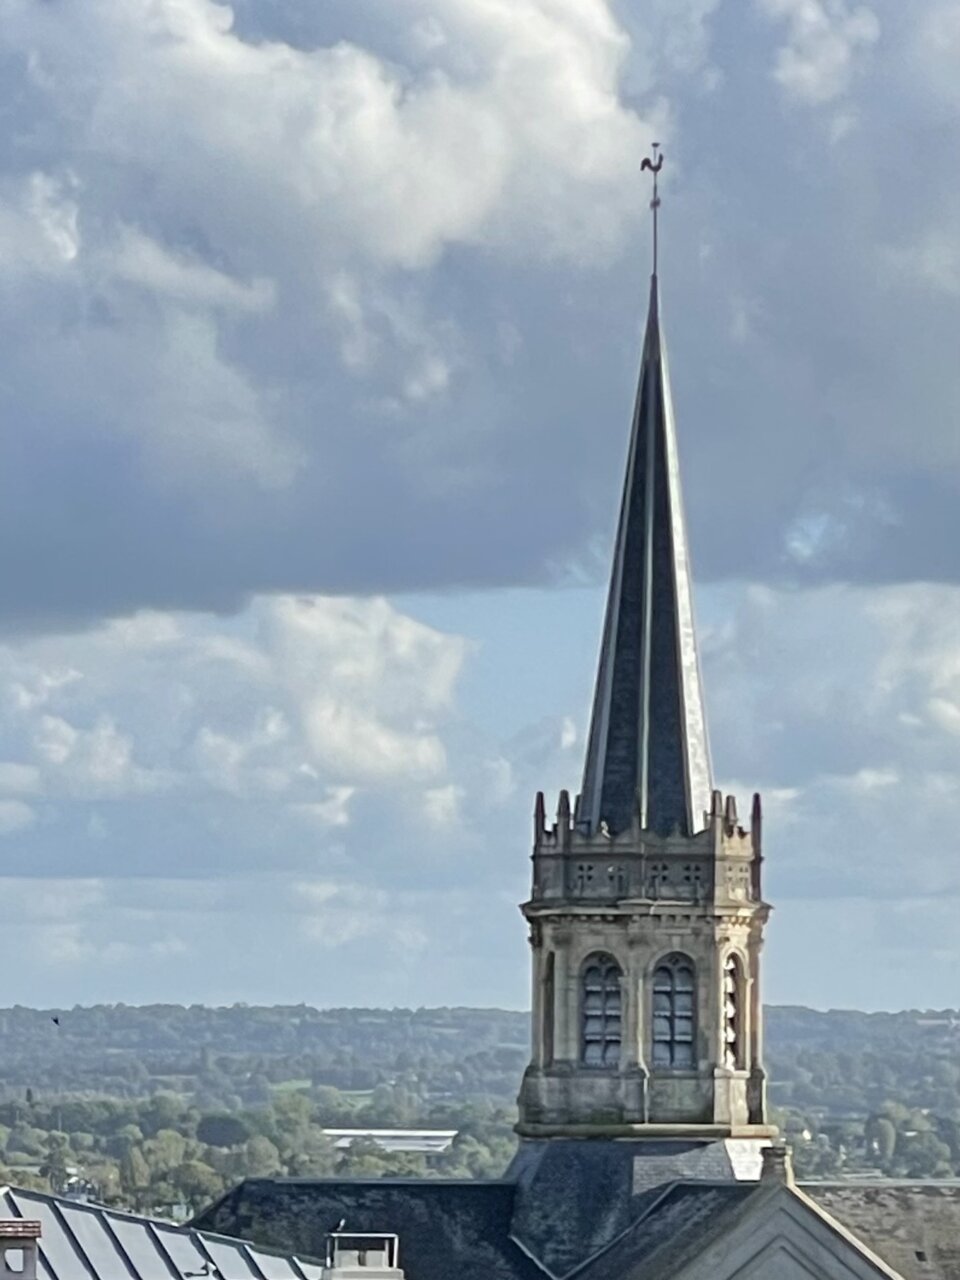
[50,1016,60,1027]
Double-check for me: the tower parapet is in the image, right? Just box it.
[531,788,762,908]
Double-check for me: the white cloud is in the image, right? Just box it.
[756,0,879,105]
[295,879,430,954]
[0,762,41,794]
[108,226,275,314]
[0,593,466,813]
[33,714,79,766]
[884,229,960,297]
[910,2,960,108]
[0,799,35,835]
[264,595,464,780]
[132,310,304,490]
[6,0,654,272]
[0,172,80,277]
[706,580,960,903]
[293,787,355,829]
[828,766,899,793]
[422,783,464,828]
[0,0,664,537]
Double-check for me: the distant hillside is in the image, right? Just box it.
[1,1002,959,1118]
[1,1003,960,1192]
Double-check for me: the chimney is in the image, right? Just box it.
[322,1232,404,1279]
[0,1220,41,1280]
[760,1145,794,1188]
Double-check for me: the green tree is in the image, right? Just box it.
[41,1135,72,1194]
[171,1160,223,1213]
[119,1147,151,1209]
[106,1124,144,1159]
[865,1115,897,1164]
[143,1129,187,1173]
[237,1135,282,1177]
[197,1114,251,1148]
[900,1131,953,1179]
[7,1125,47,1158]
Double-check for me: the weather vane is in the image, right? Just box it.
[641,142,663,275]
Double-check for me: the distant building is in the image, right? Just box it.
[321,1131,456,1156]
[195,175,960,1278]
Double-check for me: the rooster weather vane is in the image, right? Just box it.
[641,143,664,274]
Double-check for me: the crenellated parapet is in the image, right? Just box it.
[529,787,764,908]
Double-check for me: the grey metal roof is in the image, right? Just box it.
[0,1186,325,1280]
[578,274,712,837]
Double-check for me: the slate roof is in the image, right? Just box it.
[507,1137,766,1277]
[571,1182,756,1280]
[188,1139,960,1280]
[805,1181,960,1280]
[195,1178,542,1280]
[194,1172,770,1280]
[192,1139,776,1280]
[578,273,712,837]
[0,1186,325,1280]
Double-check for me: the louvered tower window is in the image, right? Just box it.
[723,954,743,1069]
[581,953,622,1067]
[652,955,696,1068]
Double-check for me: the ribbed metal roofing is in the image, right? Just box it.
[0,1186,325,1280]
[578,274,712,837]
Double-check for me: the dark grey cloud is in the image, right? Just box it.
[1,0,958,634]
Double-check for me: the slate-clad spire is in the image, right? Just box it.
[578,274,712,837]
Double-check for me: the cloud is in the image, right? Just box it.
[0,799,35,835]
[883,229,960,297]
[909,2,960,108]
[295,879,430,954]
[1,577,960,1006]
[109,226,275,314]
[0,762,41,794]
[2,1,960,1014]
[0,0,664,625]
[0,592,467,873]
[756,0,879,105]
[292,787,355,829]
[1,0,959,632]
[422,783,465,828]
[704,580,960,906]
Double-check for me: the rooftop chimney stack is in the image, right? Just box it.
[0,1220,41,1280]
[321,1232,405,1279]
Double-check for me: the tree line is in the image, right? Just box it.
[1,1002,959,1213]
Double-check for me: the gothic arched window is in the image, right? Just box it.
[581,953,622,1067]
[652,954,695,1068]
[723,954,744,1069]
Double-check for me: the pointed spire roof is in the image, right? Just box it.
[578,275,712,837]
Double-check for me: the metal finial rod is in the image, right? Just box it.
[640,142,663,276]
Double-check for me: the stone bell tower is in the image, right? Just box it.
[516,263,774,1140]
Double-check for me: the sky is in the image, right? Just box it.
[1,0,959,1013]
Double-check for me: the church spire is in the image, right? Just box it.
[578,158,712,837]
[518,156,770,1141]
